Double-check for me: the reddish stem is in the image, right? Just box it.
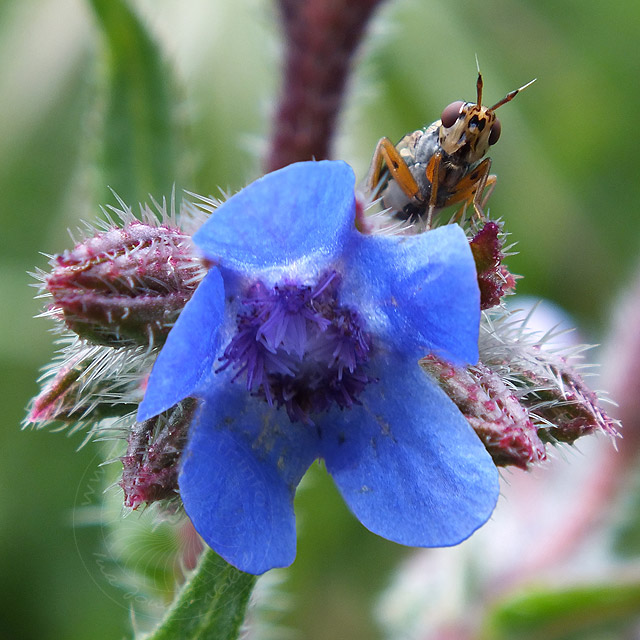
[265,0,385,172]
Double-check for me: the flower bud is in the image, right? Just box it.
[120,398,197,509]
[508,348,620,444]
[28,352,130,424]
[26,341,153,429]
[422,354,546,469]
[469,221,516,310]
[44,221,205,347]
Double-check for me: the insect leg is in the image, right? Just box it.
[452,201,469,225]
[442,158,493,223]
[471,158,495,221]
[366,137,421,200]
[424,152,442,229]
[480,174,497,209]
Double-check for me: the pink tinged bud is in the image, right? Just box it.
[120,399,197,509]
[26,340,156,431]
[469,222,517,310]
[27,350,138,425]
[44,222,205,347]
[421,355,546,469]
[28,353,87,424]
[508,348,620,444]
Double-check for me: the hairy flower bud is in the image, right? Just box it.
[26,339,155,430]
[28,351,133,425]
[43,221,205,347]
[120,398,197,509]
[422,304,620,468]
[507,348,620,444]
[469,221,516,309]
[422,354,546,469]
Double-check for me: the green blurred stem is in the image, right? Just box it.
[142,549,257,640]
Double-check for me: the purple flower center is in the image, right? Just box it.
[218,271,375,423]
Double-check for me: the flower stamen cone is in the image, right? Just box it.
[217,271,374,424]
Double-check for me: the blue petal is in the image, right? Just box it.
[179,376,320,574]
[321,355,499,547]
[137,269,225,421]
[193,161,356,274]
[341,224,480,364]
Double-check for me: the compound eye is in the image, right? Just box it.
[489,119,502,145]
[441,101,465,128]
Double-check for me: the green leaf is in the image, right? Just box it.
[480,582,640,640]
[88,0,179,204]
[141,548,257,640]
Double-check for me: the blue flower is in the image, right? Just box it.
[138,160,499,575]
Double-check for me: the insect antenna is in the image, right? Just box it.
[490,78,537,111]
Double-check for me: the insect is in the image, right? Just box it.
[365,73,535,228]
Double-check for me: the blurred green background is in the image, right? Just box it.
[1,0,639,638]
